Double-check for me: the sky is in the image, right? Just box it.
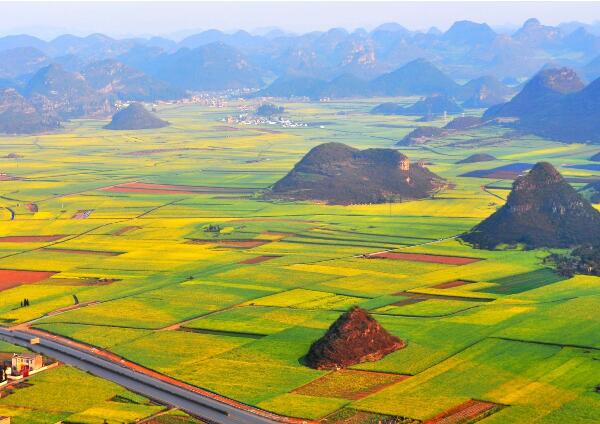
[2,1,600,40]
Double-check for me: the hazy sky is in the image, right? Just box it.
[2,1,600,39]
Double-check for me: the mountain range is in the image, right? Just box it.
[2,18,600,95]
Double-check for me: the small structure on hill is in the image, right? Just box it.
[305,306,405,370]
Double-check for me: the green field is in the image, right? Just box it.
[0,99,599,422]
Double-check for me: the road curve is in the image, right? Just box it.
[0,327,314,424]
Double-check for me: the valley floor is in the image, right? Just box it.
[0,99,598,423]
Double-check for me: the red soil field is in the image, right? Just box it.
[424,400,501,424]
[367,252,482,265]
[0,235,65,243]
[239,255,280,264]
[393,297,426,307]
[0,269,57,291]
[113,226,142,235]
[220,239,269,248]
[43,248,121,256]
[432,280,475,289]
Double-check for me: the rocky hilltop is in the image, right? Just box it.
[306,306,405,370]
[104,103,169,130]
[461,162,600,248]
[483,67,600,143]
[269,142,445,205]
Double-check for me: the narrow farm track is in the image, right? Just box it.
[0,327,316,424]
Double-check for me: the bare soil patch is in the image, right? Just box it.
[113,226,142,235]
[239,255,280,264]
[367,252,482,265]
[43,248,121,256]
[323,409,415,424]
[0,235,65,243]
[294,369,410,400]
[432,280,475,289]
[0,269,57,291]
[394,291,495,303]
[220,239,269,248]
[423,399,503,424]
[36,277,117,286]
[72,209,93,219]
[46,300,100,316]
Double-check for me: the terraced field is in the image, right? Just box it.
[0,99,599,423]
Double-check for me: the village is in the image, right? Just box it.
[0,350,56,423]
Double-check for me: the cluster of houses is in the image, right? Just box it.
[1,353,43,381]
[222,114,308,128]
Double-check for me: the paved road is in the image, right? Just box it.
[0,328,308,424]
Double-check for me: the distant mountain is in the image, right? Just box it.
[513,18,564,49]
[82,59,182,101]
[371,95,463,116]
[0,88,59,134]
[461,76,514,107]
[305,306,404,370]
[24,64,113,119]
[318,74,372,98]
[256,75,328,99]
[443,21,497,46]
[370,102,405,115]
[48,33,137,60]
[456,153,496,164]
[443,116,483,130]
[104,103,169,130]
[143,43,264,91]
[370,59,462,96]
[0,34,48,53]
[461,162,600,248]
[591,152,600,161]
[403,95,463,115]
[485,67,600,143]
[583,54,600,81]
[268,142,445,205]
[0,47,49,79]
